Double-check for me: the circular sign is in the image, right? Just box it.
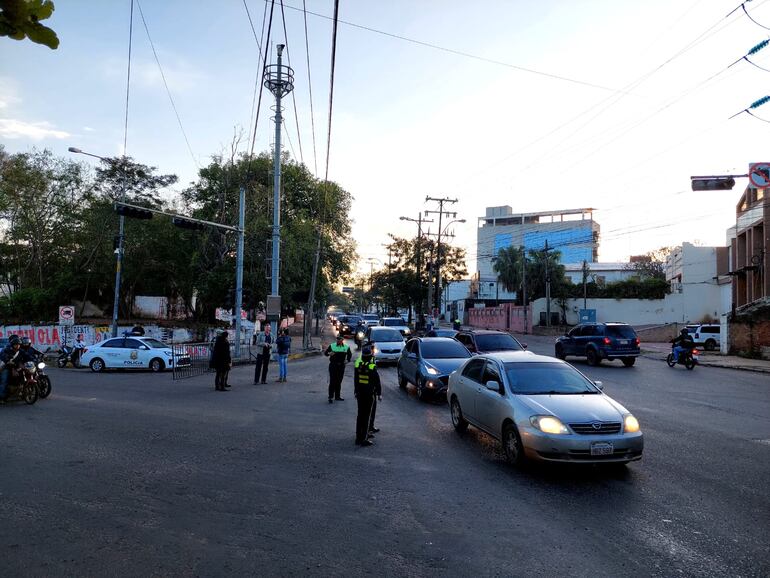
[749,163,770,188]
[59,306,74,319]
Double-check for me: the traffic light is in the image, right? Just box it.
[691,177,735,191]
[172,217,205,231]
[115,204,153,219]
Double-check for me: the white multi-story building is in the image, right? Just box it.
[665,242,725,321]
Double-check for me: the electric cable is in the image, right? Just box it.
[243,0,268,155]
[136,0,200,168]
[742,0,770,29]
[302,0,319,177]
[249,0,276,157]
[324,0,340,181]
[123,0,134,155]
[279,0,305,165]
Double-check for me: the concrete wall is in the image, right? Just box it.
[730,317,770,359]
[467,304,533,333]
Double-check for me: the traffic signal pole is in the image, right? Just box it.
[111,179,126,338]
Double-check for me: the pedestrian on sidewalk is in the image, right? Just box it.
[354,345,381,446]
[254,324,274,384]
[276,328,291,382]
[324,334,351,403]
[210,330,231,391]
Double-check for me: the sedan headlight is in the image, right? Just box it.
[425,366,439,375]
[37,362,46,369]
[372,347,379,355]
[624,414,640,433]
[530,415,569,434]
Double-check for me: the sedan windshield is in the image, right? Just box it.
[370,329,403,342]
[143,338,169,349]
[421,340,472,359]
[382,318,405,327]
[475,334,523,351]
[504,362,598,395]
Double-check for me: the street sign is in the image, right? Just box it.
[266,295,281,321]
[749,163,770,188]
[59,305,75,326]
[341,286,354,294]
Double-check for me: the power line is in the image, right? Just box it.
[274,1,622,93]
[742,0,770,29]
[135,0,199,168]
[324,0,340,181]
[243,0,268,155]
[123,0,134,155]
[279,0,304,165]
[301,0,318,176]
[249,0,276,157]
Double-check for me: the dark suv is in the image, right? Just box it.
[455,330,526,354]
[555,322,640,367]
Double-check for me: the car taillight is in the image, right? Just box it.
[603,337,611,345]
[634,338,640,346]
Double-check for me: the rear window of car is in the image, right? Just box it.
[475,334,523,351]
[370,329,403,342]
[700,326,720,334]
[382,318,404,327]
[605,325,637,339]
[346,317,362,325]
[420,340,471,359]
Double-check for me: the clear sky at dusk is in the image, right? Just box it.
[2,0,768,275]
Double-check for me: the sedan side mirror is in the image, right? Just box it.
[594,380,603,391]
[522,343,528,350]
[486,380,501,393]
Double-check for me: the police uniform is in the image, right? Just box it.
[324,337,352,402]
[354,351,381,446]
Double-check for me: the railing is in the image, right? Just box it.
[172,342,211,380]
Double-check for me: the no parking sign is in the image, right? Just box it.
[59,305,75,326]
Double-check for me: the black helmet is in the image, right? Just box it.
[9,335,21,346]
[361,345,373,358]
[680,328,689,336]
[21,337,32,347]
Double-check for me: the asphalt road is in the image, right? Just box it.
[1,338,768,577]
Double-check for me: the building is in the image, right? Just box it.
[562,262,637,286]
[730,184,769,307]
[476,206,599,279]
[664,242,724,322]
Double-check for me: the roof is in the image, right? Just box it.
[458,329,508,335]
[478,351,554,363]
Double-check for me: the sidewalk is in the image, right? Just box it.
[639,342,770,374]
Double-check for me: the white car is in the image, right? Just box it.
[365,326,406,364]
[379,316,412,337]
[80,336,179,373]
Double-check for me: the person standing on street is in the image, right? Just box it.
[354,345,381,446]
[275,328,291,382]
[210,330,231,391]
[254,324,273,384]
[324,334,351,403]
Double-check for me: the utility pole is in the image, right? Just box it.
[544,240,552,327]
[425,196,458,318]
[264,44,294,335]
[582,259,588,310]
[304,230,322,348]
[399,214,433,324]
[234,186,245,357]
[522,249,528,333]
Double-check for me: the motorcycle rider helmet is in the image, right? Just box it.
[680,328,689,336]
[361,345,373,359]
[21,337,32,348]
[9,335,21,347]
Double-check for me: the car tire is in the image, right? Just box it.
[555,344,566,360]
[89,358,105,373]
[416,379,425,401]
[622,357,635,367]
[502,423,525,466]
[586,348,600,366]
[397,369,407,389]
[704,339,716,351]
[450,397,468,433]
[149,358,165,373]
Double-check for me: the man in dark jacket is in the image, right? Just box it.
[354,345,381,446]
[0,336,22,400]
[671,328,695,362]
[324,334,351,403]
[210,331,232,391]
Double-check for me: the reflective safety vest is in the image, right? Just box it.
[331,344,349,353]
[354,357,376,385]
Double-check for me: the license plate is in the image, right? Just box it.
[619,339,628,345]
[590,442,614,456]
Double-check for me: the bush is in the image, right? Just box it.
[0,288,56,322]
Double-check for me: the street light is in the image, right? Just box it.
[69,146,126,337]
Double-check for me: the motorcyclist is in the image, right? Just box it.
[0,336,23,400]
[19,337,44,363]
[671,328,695,362]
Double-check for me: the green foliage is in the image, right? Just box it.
[564,277,670,300]
[625,247,671,280]
[0,287,53,320]
[0,0,59,49]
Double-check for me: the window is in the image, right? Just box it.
[124,339,143,349]
[475,334,523,351]
[101,339,124,348]
[568,326,583,338]
[462,359,485,383]
[605,325,637,339]
[701,326,720,334]
[404,340,416,354]
[481,361,502,388]
[420,340,471,359]
[456,333,475,350]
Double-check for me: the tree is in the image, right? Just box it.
[626,247,671,280]
[493,246,524,296]
[525,247,568,301]
[0,0,59,49]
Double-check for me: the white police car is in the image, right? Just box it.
[80,336,178,373]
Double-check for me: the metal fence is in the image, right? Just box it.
[172,342,212,380]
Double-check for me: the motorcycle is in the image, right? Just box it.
[56,345,81,368]
[33,355,52,398]
[666,347,698,370]
[1,361,39,405]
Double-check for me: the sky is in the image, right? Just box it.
[2,0,768,278]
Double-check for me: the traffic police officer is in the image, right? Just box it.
[354,345,381,446]
[324,334,351,403]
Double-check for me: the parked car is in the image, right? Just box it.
[689,324,720,351]
[447,352,644,466]
[397,337,471,400]
[555,322,640,367]
[380,316,412,337]
[80,336,181,373]
[337,315,363,337]
[455,329,525,354]
[364,326,406,364]
[360,313,380,327]
[424,328,458,339]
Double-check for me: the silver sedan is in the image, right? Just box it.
[447,351,643,466]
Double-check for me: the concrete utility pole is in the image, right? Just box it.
[264,44,294,335]
[234,186,245,357]
[522,250,528,333]
[582,259,588,310]
[424,196,458,317]
[544,240,552,327]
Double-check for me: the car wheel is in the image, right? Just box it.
[416,378,425,401]
[502,423,525,466]
[586,348,600,366]
[704,339,716,351]
[397,369,407,389]
[666,353,676,367]
[555,344,566,360]
[450,397,468,433]
[622,357,635,367]
[149,358,165,373]
[89,358,105,373]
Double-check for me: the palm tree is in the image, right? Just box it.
[493,246,525,297]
